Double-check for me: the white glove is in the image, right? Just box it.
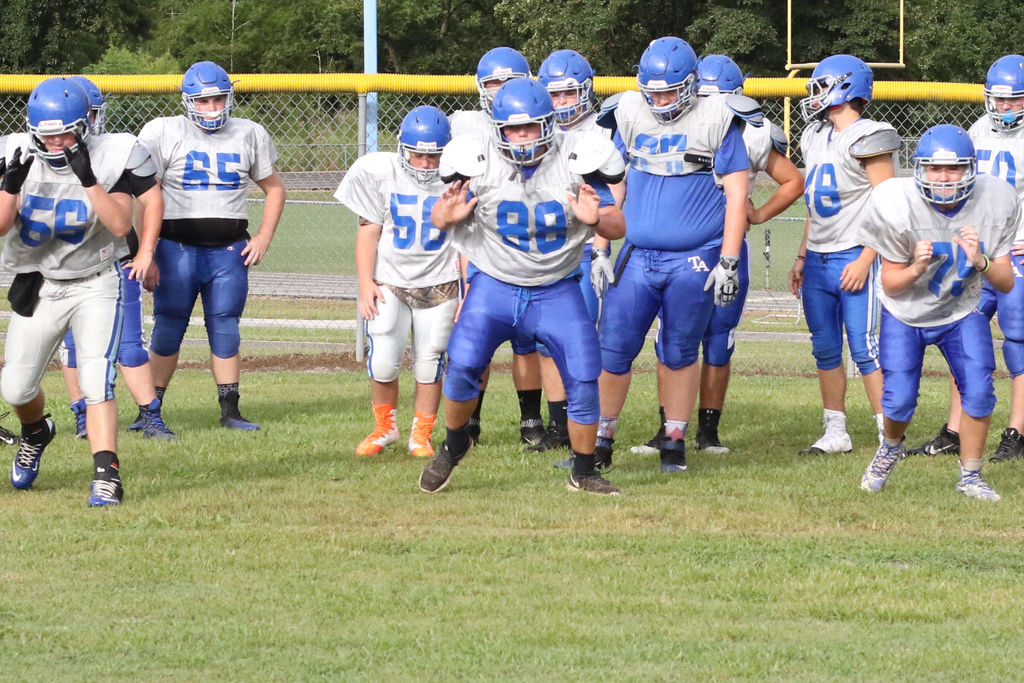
[590,247,614,298]
[703,255,740,306]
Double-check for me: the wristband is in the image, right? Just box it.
[979,254,991,274]
[795,254,805,260]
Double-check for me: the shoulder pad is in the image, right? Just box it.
[596,92,624,131]
[769,123,789,156]
[567,131,625,183]
[726,94,764,128]
[439,135,487,183]
[850,128,901,159]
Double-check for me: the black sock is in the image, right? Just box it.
[445,424,472,458]
[699,408,722,434]
[471,391,485,421]
[22,416,49,440]
[571,451,595,476]
[155,386,166,402]
[518,389,542,422]
[93,450,120,480]
[217,383,240,400]
[548,400,568,427]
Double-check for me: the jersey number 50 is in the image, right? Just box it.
[19,195,89,247]
[496,200,566,254]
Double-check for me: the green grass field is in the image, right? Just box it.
[3,366,1024,680]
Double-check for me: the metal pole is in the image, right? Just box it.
[355,93,368,361]
[364,0,378,154]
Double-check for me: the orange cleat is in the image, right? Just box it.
[408,412,437,457]
[355,403,399,456]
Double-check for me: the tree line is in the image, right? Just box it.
[0,0,1019,82]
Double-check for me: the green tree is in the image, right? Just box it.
[0,0,154,73]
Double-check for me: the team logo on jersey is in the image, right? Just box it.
[688,256,709,272]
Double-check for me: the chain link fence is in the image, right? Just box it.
[0,84,994,376]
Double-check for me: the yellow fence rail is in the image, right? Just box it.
[0,74,986,102]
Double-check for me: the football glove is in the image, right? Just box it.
[703,255,740,306]
[2,148,34,195]
[63,134,97,188]
[590,247,614,298]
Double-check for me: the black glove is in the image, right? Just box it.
[0,156,7,180]
[63,134,97,188]
[2,148,34,195]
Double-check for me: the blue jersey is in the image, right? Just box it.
[619,120,748,251]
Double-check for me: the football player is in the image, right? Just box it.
[418,77,627,495]
[630,54,804,458]
[788,54,896,455]
[138,61,286,431]
[448,47,548,448]
[595,37,750,474]
[858,125,1016,500]
[909,54,1024,462]
[335,106,459,458]
[1,77,159,506]
[536,48,623,456]
[58,75,174,441]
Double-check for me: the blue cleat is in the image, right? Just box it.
[139,399,176,439]
[219,390,259,431]
[88,478,124,507]
[70,399,87,439]
[861,440,905,492]
[11,416,55,490]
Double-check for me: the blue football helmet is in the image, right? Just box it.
[181,61,234,132]
[636,36,698,123]
[27,77,92,162]
[476,47,531,115]
[696,54,746,96]
[984,54,1024,131]
[537,49,596,128]
[398,105,451,184]
[69,75,107,135]
[913,124,976,206]
[490,78,556,166]
[799,54,873,123]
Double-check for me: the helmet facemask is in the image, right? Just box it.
[914,155,976,207]
[638,72,697,123]
[182,87,234,132]
[399,141,444,185]
[984,87,1024,131]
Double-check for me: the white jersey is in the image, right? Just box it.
[444,131,618,287]
[614,90,736,177]
[1,132,147,279]
[138,115,277,220]
[448,110,493,139]
[334,152,459,289]
[859,175,1018,327]
[801,118,897,252]
[968,115,1024,198]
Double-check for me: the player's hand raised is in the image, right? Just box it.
[2,148,34,195]
[63,134,97,188]
[431,180,477,229]
[568,183,600,227]
[912,239,934,276]
[952,226,984,269]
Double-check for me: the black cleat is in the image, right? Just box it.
[520,418,545,446]
[566,471,621,495]
[659,438,687,473]
[990,427,1024,462]
[419,445,461,492]
[528,422,570,452]
[906,423,960,457]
